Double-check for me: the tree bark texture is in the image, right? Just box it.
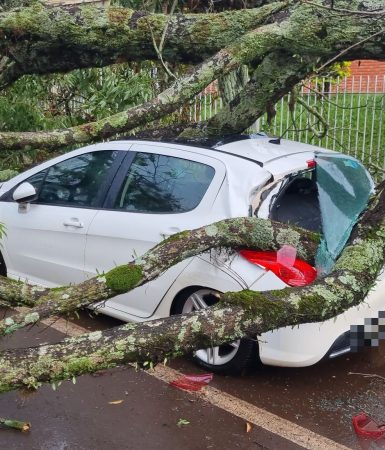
[0,1,285,84]
[178,51,313,139]
[0,1,383,83]
[0,217,319,336]
[0,21,289,150]
[0,179,383,392]
[0,0,384,150]
[0,0,384,393]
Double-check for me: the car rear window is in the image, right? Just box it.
[269,172,321,232]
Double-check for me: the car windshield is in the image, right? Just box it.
[314,152,374,274]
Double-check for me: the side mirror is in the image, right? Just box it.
[13,182,37,203]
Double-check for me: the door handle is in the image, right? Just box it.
[63,218,84,228]
[160,227,181,239]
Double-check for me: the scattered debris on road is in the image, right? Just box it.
[170,373,213,391]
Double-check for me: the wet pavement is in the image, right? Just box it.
[1,310,385,449]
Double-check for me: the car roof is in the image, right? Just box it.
[115,135,333,178]
[213,135,331,165]
[118,134,332,165]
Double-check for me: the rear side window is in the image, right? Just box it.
[114,152,215,213]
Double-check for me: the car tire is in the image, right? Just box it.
[172,287,257,374]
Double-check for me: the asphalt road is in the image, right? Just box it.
[0,310,384,450]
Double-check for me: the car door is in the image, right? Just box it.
[85,142,226,318]
[1,149,125,286]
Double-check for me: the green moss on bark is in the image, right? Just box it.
[105,264,143,294]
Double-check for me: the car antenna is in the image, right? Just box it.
[269,125,290,145]
[269,123,292,145]
[268,104,308,145]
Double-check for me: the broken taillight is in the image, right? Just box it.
[352,412,385,439]
[239,250,317,287]
[307,159,316,168]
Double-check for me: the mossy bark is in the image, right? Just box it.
[0,182,384,393]
[0,1,286,86]
[1,1,384,149]
[0,1,383,83]
[0,23,285,150]
[179,51,312,139]
[0,0,384,393]
[0,176,384,392]
[0,217,318,336]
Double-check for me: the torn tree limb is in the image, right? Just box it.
[0,1,286,86]
[178,51,313,139]
[0,417,30,431]
[0,23,285,150]
[0,180,384,393]
[0,217,319,336]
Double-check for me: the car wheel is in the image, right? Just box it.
[172,288,257,374]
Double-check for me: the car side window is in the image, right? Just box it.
[114,152,215,213]
[36,151,120,207]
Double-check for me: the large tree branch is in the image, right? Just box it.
[0,217,319,336]
[0,0,383,150]
[0,22,287,150]
[0,1,384,87]
[0,1,286,87]
[0,182,384,393]
[178,51,314,139]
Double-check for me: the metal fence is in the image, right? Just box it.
[189,75,385,181]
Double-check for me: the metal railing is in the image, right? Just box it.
[189,75,385,181]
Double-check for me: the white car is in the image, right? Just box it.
[0,135,381,373]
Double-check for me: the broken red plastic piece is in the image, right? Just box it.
[169,373,213,391]
[352,412,385,439]
[307,159,317,168]
[239,250,317,287]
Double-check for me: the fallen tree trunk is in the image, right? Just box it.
[0,182,384,393]
[0,1,286,87]
[0,217,318,335]
[1,0,384,150]
[0,0,383,86]
[0,23,285,150]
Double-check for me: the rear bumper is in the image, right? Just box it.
[258,272,385,367]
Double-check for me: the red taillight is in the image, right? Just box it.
[307,159,316,168]
[239,250,317,287]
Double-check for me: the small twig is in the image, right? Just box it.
[316,29,385,74]
[0,417,30,432]
[348,371,385,382]
[368,163,385,175]
[302,1,385,16]
[296,96,329,138]
[149,0,178,80]
[158,0,178,54]
[300,83,373,110]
